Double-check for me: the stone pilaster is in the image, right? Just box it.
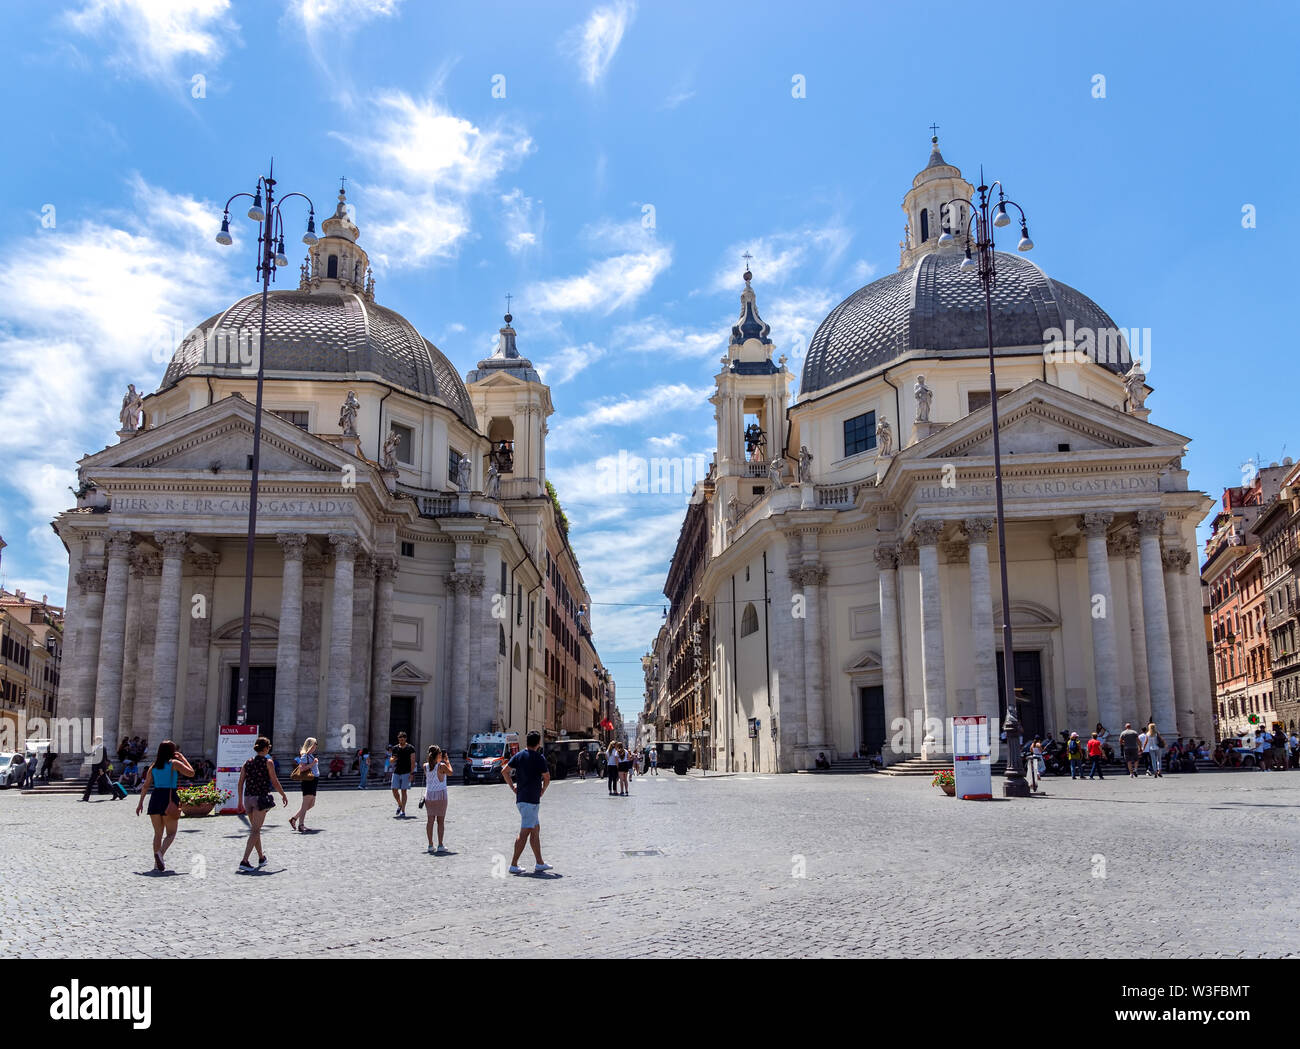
[130,554,162,739]
[914,519,948,753]
[273,534,307,753]
[1115,532,1150,724]
[297,552,327,745]
[369,557,397,753]
[181,551,220,754]
[963,517,999,732]
[1162,546,1195,737]
[325,533,360,754]
[91,531,133,755]
[1136,510,1177,733]
[874,543,906,761]
[1081,512,1122,731]
[792,561,829,754]
[148,531,189,745]
[350,552,376,748]
[446,570,482,758]
[117,551,149,743]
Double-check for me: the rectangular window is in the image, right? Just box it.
[391,423,414,464]
[400,541,415,558]
[843,411,877,457]
[448,449,463,483]
[967,389,1012,414]
[272,410,310,430]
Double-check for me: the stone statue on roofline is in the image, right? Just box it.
[914,375,933,423]
[119,383,144,432]
[876,417,893,457]
[1124,359,1148,412]
[339,390,360,436]
[797,445,814,483]
[382,429,401,471]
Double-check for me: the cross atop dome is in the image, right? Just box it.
[730,264,772,350]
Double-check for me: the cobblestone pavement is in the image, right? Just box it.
[2,768,1296,958]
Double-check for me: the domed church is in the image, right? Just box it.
[661,138,1214,772]
[53,186,602,767]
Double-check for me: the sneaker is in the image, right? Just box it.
[508,865,524,875]
[534,863,553,873]
[238,860,255,871]
[436,844,447,855]
[258,854,268,866]
[427,845,435,854]
[395,807,402,817]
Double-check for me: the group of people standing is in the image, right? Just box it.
[604,741,643,795]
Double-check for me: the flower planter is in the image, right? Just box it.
[181,802,214,818]
[939,782,955,797]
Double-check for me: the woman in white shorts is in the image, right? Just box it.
[423,745,452,854]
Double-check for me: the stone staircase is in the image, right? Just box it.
[807,757,879,775]
[876,756,1008,778]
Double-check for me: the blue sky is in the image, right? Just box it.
[0,0,1297,719]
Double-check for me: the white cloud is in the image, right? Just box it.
[288,0,402,31]
[564,2,635,86]
[647,433,684,450]
[0,177,239,595]
[500,188,543,254]
[559,384,711,437]
[537,343,605,385]
[850,258,879,284]
[64,0,238,82]
[709,225,852,292]
[766,287,836,377]
[528,240,671,315]
[332,92,533,269]
[613,316,721,360]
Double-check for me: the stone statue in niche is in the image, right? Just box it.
[339,390,360,435]
[455,455,471,492]
[876,417,893,457]
[381,429,400,471]
[914,375,933,423]
[797,445,814,483]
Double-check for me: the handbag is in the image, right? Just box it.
[165,791,180,818]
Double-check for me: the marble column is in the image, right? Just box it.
[72,562,107,750]
[1115,532,1150,725]
[447,570,477,755]
[369,557,397,753]
[897,540,922,728]
[874,543,905,760]
[1162,546,1195,737]
[148,531,189,745]
[350,553,376,749]
[273,534,307,752]
[325,533,359,754]
[795,562,829,752]
[964,517,999,731]
[297,551,327,744]
[914,519,948,753]
[117,551,150,743]
[131,554,162,739]
[181,551,220,754]
[1136,510,1177,734]
[91,531,133,753]
[1081,512,1122,731]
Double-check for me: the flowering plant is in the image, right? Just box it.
[931,769,955,788]
[177,782,232,807]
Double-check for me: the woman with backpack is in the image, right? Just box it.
[236,736,288,870]
[289,738,319,833]
[1065,732,1084,779]
[135,740,194,872]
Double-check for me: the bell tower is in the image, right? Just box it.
[899,134,976,269]
[709,266,793,546]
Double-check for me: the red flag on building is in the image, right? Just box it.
[600,718,614,731]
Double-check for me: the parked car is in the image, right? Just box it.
[0,752,31,788]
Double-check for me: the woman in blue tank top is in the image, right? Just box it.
[135,740,194,872]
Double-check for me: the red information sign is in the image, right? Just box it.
[216,724,259,814]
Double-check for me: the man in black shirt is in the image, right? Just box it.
[390,732,417,817]
[503,731,552,875]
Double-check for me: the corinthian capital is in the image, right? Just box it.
[277,533,309,560]
[962,517,994,544]
[1080,511,1115,539]
[105,530,134,560]
[76,564,107,594]
[374,556,399,583]
[1136,509,1166,538]
[1162,546,1192,573]
[912,519,944,547]
[329,533,361,561]
[873,543,900,571]
[153,530,190,559]
[1049,535,1079,560]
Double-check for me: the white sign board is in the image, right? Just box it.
[216,724,259,814]
[952,715,992,800]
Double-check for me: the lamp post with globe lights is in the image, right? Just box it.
[939,168,1035,798]
[213,164,317,726]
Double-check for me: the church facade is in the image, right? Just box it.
[52,187,606,767]
[660,139,1215,772]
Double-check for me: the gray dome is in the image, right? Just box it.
[800,250,1131,396]
[160,290,477,428]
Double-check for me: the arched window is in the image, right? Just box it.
[327,254,339,278]
[919,209,929,242]
[740,602,759,637]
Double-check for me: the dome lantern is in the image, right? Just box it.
[300,179,374,300]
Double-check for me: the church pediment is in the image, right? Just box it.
[391,659,431,684]
[905,380,1188,461]
[845,650,883,674]
[81,395,351,476]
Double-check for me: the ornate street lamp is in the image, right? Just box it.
[941,169,1035,798]
[213,163,316,726]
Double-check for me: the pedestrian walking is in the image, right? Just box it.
[135,740,194,871]
[1271,726,1288,771]
[80,738,112,802]
[649,747,658,775]
[236,736,287,871]
[605,741,620,796]
[390,731,416,817]
[1028,737,1044,791]
[1065,732,1084,779]
[577,749,588,781]
[1118,722,1140,777]
[358,747,370,789]
[503,731,552,875]
[618,742,631,795]
[423,745,452,854]
[288,738,320,833]
[1143,722,1163,778]
[1086,732,1106,779]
